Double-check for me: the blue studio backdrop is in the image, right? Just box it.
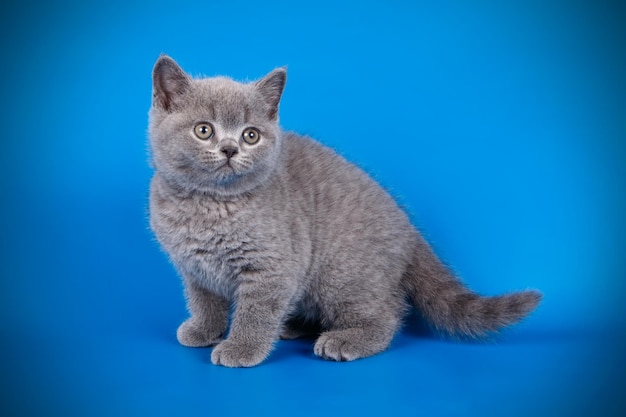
[1,0,625,416]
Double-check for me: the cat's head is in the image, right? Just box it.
[149,55,286,197]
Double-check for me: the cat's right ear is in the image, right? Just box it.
[152,55,191,112]
[255,67,287,120]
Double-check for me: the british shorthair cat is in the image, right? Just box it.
[148,55,541,367]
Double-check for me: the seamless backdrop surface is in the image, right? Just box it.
[1,0,625,416]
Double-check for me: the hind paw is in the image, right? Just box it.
[314,329,390,362]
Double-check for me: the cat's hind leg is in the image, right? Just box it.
[313,300,403,361]
[313,320,400,361]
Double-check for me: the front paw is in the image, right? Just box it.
[211,340,271,368]
[176,319,224,347]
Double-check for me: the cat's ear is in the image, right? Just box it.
[152,55,191,111]
[254,67,287,120]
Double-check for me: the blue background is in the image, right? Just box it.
[1,0,625,415]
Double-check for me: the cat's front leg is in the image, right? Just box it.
[211,271,296,368]
[177,278,229,347]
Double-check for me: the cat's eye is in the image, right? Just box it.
[242,127,261,145]
[194,123,214,140]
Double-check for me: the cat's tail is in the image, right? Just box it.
[403,235,542,339]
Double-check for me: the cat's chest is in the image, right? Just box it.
[150,181,260,297]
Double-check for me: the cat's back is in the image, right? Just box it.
[280,132,402,213]
[280,132,379,199]
[279,132,415,256]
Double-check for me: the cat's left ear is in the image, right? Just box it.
[255,67,287,120]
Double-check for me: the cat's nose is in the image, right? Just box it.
[221,146,239,159]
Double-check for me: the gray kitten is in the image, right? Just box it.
[148,55,541,368]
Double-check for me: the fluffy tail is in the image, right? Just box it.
[403,236,542,338]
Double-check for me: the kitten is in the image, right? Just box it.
[148,55,541,368]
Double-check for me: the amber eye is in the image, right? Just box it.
[242,127,261,145]
[194,123,214,140]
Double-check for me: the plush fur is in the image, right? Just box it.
[148,55,541,367]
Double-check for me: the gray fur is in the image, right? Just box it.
[148,55,542,367]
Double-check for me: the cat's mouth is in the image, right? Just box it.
[221,160,235,170]
[214,160,238,177]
